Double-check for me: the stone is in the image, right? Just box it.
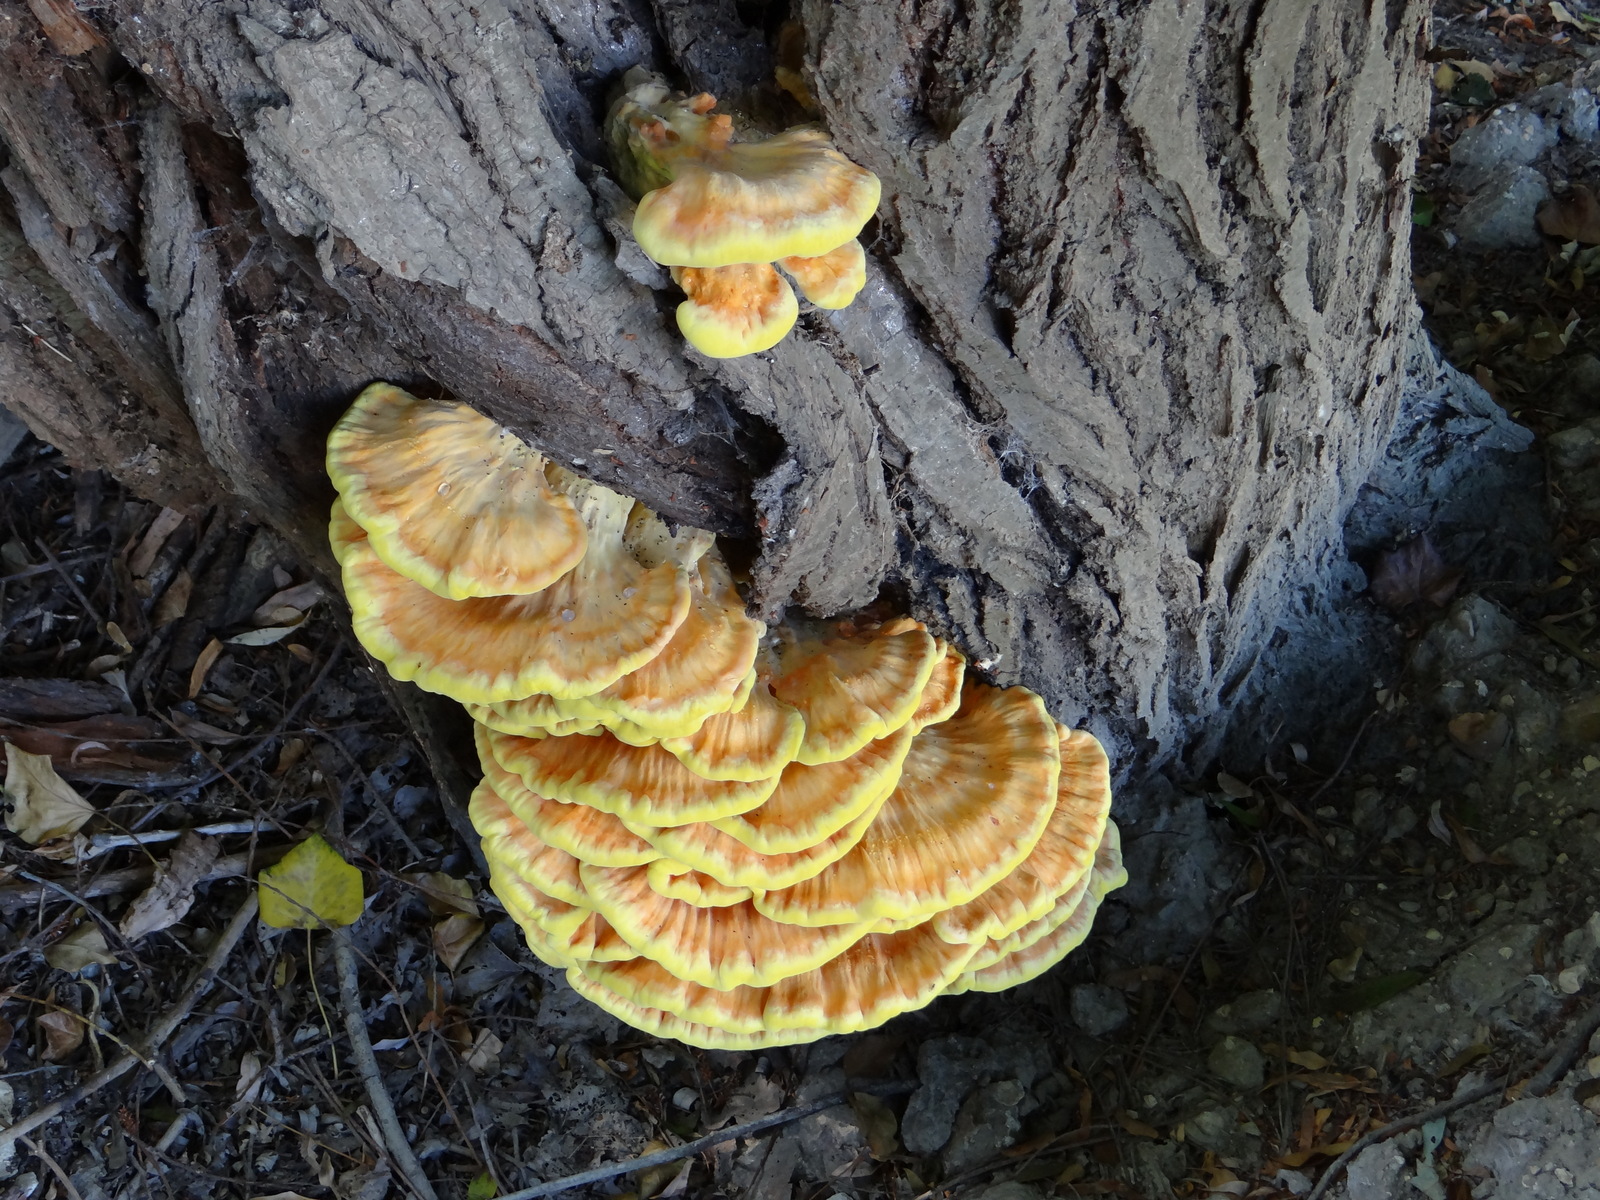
[1561,694,1600,745]
[1342,1142,1409,1200]
[1464,1089,1600,1199]
[730,1134,801,1200]
[792,1070,871,1182]
[0,403,28,468]
[1548,418,1600,473]
[969,1185,1044,1200]
[1204,990,1283,1037]
[941,1079,1028,1173]
[1068,983,1129,1037]
[1454,166,1552,251]
[1499,836,1551,874]
[1450,104,1556,178]
[1206,1036,1266,1090]
[1563,88,1600,141]
[1184,1106,1260,1160]
[900,1032,1051,1156]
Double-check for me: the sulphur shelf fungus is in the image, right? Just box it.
[605,71,879,358]
[328,382,1125,1048]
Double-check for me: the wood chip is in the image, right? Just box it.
[129,507,186,578]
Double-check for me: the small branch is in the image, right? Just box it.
[332,929,439,1200]
[0,846,288,913]
[0,893,258,1156]
[497,1081,915,1200]
[79,821,264,860]
[1306,1001,1600,1200]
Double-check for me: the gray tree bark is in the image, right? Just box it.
[0,0,1431,784]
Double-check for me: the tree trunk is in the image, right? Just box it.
[0,0,1433,788]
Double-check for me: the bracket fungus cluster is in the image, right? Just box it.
[606,72,880,358]
[328,384,1126,1048]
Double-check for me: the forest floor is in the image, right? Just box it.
[7,2,1600,1199]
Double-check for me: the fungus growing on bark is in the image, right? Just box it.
[780,240,867,309]
[605,72,880,358]
[328,383,1126,1050]
[327,383,585,599]
[671,264,799,358]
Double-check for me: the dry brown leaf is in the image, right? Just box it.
[462,1028,504,1074]
[850,1090,900,1159]
[129,507,186,577]
[120,832,221,940]
[1539,185,1600,243]
[3,743,95,843]
[236,1050,266,1104]
[168,710,241,746]
[433,914,485,971]
[252,583,323,625]
[37,1008,84,1061]
[1115,1109,1161,1139]
[416,872,479,917]
[1448,711,1509,761]
[1369,534,1463,612]
[153,569,193,627]
[44,924,116,974]
[188,639,223,699]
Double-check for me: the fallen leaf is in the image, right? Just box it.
[153,570,192,626]
[1216,771,1254,799]
[1551,1,1582,25]
[258,834,365,930]
[1539,185,1600,243]
[433,914,485,971]
[1274,1139,1358,1168]
[36,1008,84,1061]
[168,710,241,745]
[1286,1048,1329,1070]
[44,924,116,973]
[1522,314,1575,362]
[129,507,185,577]
[1327,947,1363,983]
[3,743,95,843]
[850,1090,900,1159]
[120,831,221,940]
[188,639,222,699]
[415,872,480,917]
[252,583,323,625]
[1116,1110,1161,1138]
[462,1028,504,1074]
[1447,711,1509,761]
[236,1051,265,1104]
[1368,534,1464,612]
[227,622,305,647]
[466,1174,497,1200]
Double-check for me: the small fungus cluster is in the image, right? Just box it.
[328,383,1126,1048]
[606,72,880,359]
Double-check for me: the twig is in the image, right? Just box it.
[0,846,287,912]
[1306,1001,1600,1200]
[1302,708,1377,810]
[497,1081,915,1200]
[33,537,106,631]
[80,821,263,860]
[332,929,439,1200]
[17,1135,85,1200]
[0,893,258,1155]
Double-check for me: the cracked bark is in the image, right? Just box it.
[0,0,1431,796]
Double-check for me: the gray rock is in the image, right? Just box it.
[1564,88,1600,141]
[1342,1141,1409,1200]
[1464,1089,1600,1199]
[1207,1036,1266,1090]
[1069,984,1129,1036]
[1548,418,1600,473]
[1184,1106,1260,1160]
[730,1134,801,1200]
[1500,836,1552,874]
[1508,679,1561,756]
[1451,105,1556,179]
[0,403,28,468]
[1441,924,1543,1015]
[942,1080,1028,1173]
[1205,990,1283,1037]
[792,1070,871,1182]
[1454,166,1552,251]
[1412,597,1521,693]
[968,1185,1043,1200]
[900,1033,1051,1156]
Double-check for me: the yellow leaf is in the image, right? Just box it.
[1432,63,1461,92]
[3,744,94,844]
[45,923,117,974]
[1287,1048,1329,1070]
[258,834,364,929]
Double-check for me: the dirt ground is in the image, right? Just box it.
[8,2,1600,1199]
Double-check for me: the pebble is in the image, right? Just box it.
[1068,983,1129,1037]
[1207,1036,1266,1090]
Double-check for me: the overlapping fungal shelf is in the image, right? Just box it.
[605,72,879,359]
[329,383,1126,1048]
